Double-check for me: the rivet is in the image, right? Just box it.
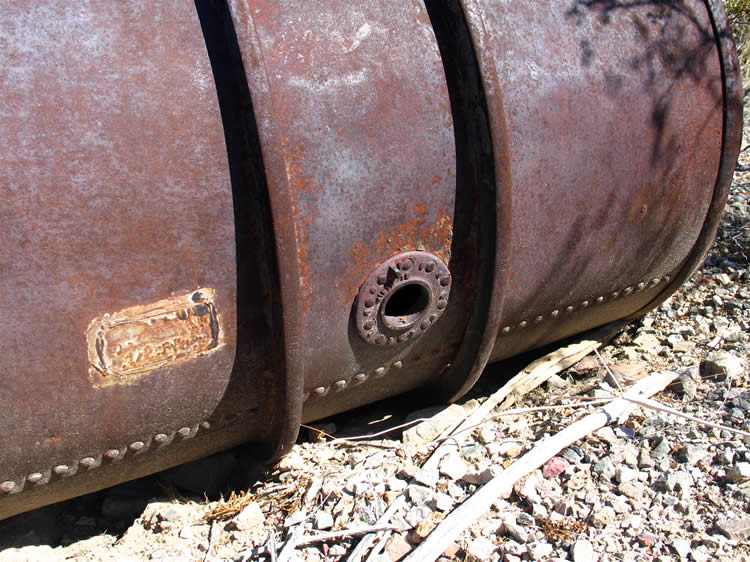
[80,457,97,468]
[313,386,327,396]
[611,291,620,299]
[374,367,386,377]
[334,380,347,391]
[636,282,646,291]
[420,320,430,330]
[429,314,437,322]
[436,301,447,311]
[0,481,15,493]
[363,320,374,331]
[376,335,387,344]
[377,275,387,285]
[177,427,192,438]
[353,373,367,384]
[439,275,451,287]
[534,315,544,323]
[363,309,372,317]
[200,421,211,430]
[580,300,589,308]
[623,286,633,295]
[425,262,436,273]
[397,333,408,343]
[565,306,574,313]
[129,441,145,452]
[53,465,69,476]
[364,297,375,308]
[501,326,510,334]
[518,321,528,329]
[27,473,43,484]
[651,277,661,286]
[596,296,604,303]
[664,275,670,282]
[393,361,403,368]
[104,449,121,460]
[550,310,559,318]
[154,433,169,444]
[400,260,412,271]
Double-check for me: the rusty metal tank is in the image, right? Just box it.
[0,0,741,519]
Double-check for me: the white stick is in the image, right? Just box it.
[404,370,677,562]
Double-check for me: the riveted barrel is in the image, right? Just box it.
[0,0,740,519]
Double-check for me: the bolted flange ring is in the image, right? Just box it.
[355,251,451,345]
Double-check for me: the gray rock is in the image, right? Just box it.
[716,516,750,541]
[726,463,750,483]
[503,518,529,543]
[571,539,596,562]
[461,444,487,462]
[593,458,616,481]
[414,466,439,488]
[616,466,639,484]
[676,445,706,465]
[701,351,745,381]
[676,367,700,400]
[527,542,554,560]
[408,485,435,506]
[651,438,672,460]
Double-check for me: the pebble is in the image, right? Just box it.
[672,538,691,560]
[527,542,554,560]
[314,510,333,531]
[716,515,750,541]
[503,518,529,544]
[701,351,744,381]
[726,463,750,483]
[571,539,596,562]
[439,454,468,480]
[542,457,569,479]
[467,537,495,561]
[231,502,264,532]
[385,534,412,561]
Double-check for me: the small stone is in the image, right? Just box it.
[701,351,744,381]
[547,374,569,392]
[618,481,644,500]
[503,518,529,543]
[232,502,264,532]
[676,367,700,400]
[726,463,750,483]
[594,427,619,444]
[388,478,408,492]
[715,450,735,466]
[405,506,432,528]
[616,466,639,484]
[716,516,750,541]
[592,458,616,481]
[651,438,672,460]
[467,537,496,561]
[414,467,439,488]
[461,444,487,462]
[527,542,554,560]
[638,448,655,469]
[542,457,569,479]
[408,485,435,506]
[442,542,460,559]
[672,538,691,560]
[590,506,616,529]
[385,534,412,561]
[429,492,454,512]
[277,453,305,472]
[411,512,444,543]
[571,539,595,562]
[464,465,501,485]
[439,454,468,480]
[561,447,584,464]
[607,362,647,387]
[478,426,497,444]
[314,510,334,530]
[497,441,524,457]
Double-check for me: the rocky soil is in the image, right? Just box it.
[1,95,749,562]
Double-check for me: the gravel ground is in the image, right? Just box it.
[1,93,749,562]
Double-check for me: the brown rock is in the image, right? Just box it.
[385,534,412,561]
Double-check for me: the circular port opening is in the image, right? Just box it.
[381,282,431,331]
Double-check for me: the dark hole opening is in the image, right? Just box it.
[383,283,430,327]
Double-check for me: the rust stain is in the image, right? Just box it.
[87,288,223,387]
[343,205,454,304]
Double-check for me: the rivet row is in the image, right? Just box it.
[498,276,669,336]
[0,420,211,495]
[304,359,405,401]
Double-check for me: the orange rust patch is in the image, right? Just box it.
[343,206,453,304]
[87,289,223,387]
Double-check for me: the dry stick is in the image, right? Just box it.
[404,370,678,562]
[294,524,399,547]
[277,526,304,562]
[347,321,625,560]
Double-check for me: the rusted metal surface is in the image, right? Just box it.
[0,0,740,520]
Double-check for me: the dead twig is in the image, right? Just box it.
[295,524,399,547]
